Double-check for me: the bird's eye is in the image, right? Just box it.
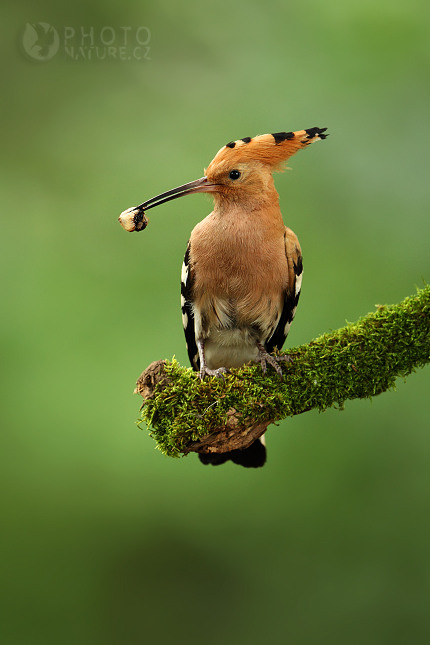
[229,169,241,180]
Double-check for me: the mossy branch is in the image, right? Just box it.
[135,286,430,458]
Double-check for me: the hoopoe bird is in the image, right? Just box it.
[119,127,328,468]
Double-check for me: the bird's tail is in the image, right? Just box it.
[198,437,266,468]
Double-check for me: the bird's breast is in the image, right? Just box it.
[189,207,288,337]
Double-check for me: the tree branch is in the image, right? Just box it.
[135,286,430,458]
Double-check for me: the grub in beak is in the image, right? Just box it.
[118,176,218,232]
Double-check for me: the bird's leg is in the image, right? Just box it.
[256,341,292,378]
[197,339,231,381]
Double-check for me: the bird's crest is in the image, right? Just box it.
[208,127,328,171]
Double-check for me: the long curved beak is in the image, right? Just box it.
[118,176,217,232]
[137,176,217,211]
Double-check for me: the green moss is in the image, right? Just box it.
[139,286,430,458]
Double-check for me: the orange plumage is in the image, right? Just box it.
[119,126,328,467]
[209,128,324,170]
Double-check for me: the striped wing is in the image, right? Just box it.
[265,227,303,354]
[181,241,199,370]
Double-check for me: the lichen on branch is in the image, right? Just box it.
[136,286,430,458]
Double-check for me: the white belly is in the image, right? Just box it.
[204,328,259,370]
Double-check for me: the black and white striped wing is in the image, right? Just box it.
[265,227,303,354]
[181,241,199,370]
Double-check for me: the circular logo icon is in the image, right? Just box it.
[22,23,59,61]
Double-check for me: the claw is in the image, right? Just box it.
[199,366,231,381]
[256,342,292,378]
[276,354,294,363]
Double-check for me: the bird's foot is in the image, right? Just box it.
[276,353,294,363]
[199,365,231,381]
[256,342,293,378]
[197,338,231,380]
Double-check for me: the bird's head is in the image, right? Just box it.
[119,127,327,230]
[205,128,327,204]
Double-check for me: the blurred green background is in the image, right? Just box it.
[1,0,430,643]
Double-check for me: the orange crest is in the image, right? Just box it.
[207,127,328,172]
